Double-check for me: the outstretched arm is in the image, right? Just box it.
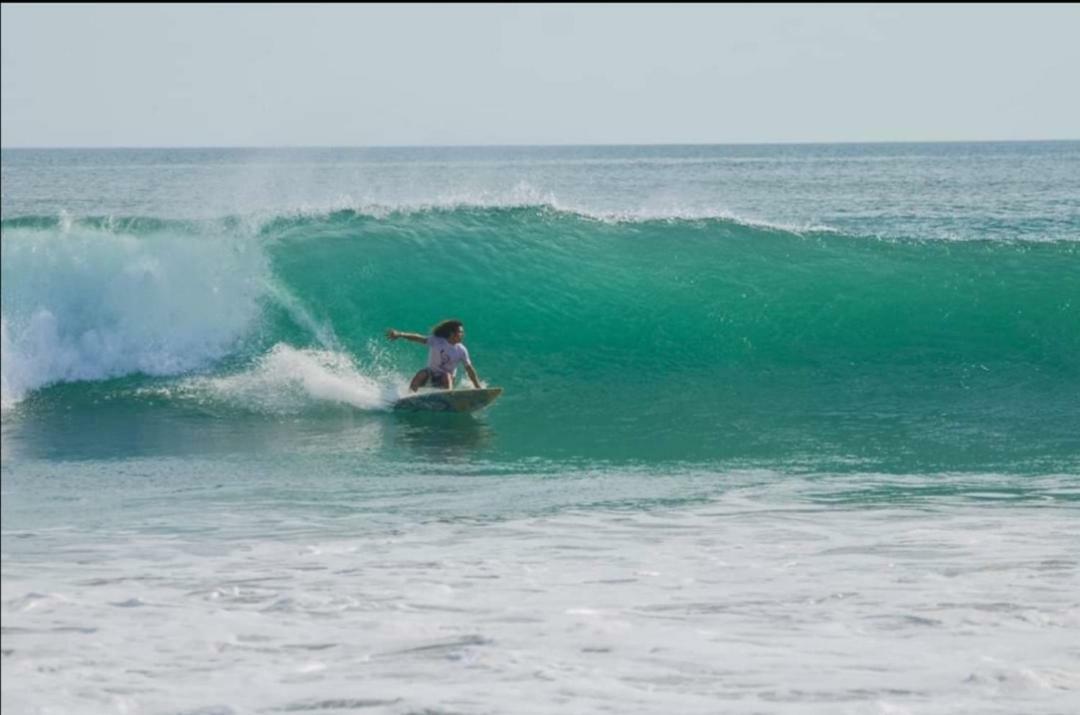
[386,329,427,345]
[464,363,482,389]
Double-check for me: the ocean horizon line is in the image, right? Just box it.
[3,137,1078,151]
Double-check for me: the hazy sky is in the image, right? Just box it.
[2,3,1077,147]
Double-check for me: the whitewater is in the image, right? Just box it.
[2,143,1079,714]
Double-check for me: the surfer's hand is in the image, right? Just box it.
[386,329,398,340]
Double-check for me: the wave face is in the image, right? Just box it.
[3,207,1079,470]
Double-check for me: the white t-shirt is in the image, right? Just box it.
[426,335,471,376]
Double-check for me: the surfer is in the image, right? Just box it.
[386,319,483,392]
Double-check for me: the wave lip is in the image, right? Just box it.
[250,190,841,237]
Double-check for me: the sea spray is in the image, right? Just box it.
[175,343,397,414]
[0,219,268,404]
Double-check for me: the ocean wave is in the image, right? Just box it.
[3,205,1077,409]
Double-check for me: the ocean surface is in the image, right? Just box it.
[2,142,1078,714]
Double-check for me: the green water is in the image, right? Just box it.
[5,207,1078,472]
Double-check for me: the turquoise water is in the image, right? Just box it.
[2,143,1079,714]
[3,208,1078,471]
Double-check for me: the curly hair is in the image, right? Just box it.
[432,319,464,339]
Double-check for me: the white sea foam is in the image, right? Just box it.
[2,488,1077,715]
[175,343,400,413]
[0,222,268,408]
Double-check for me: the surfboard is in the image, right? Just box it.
[392,387,503,413]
